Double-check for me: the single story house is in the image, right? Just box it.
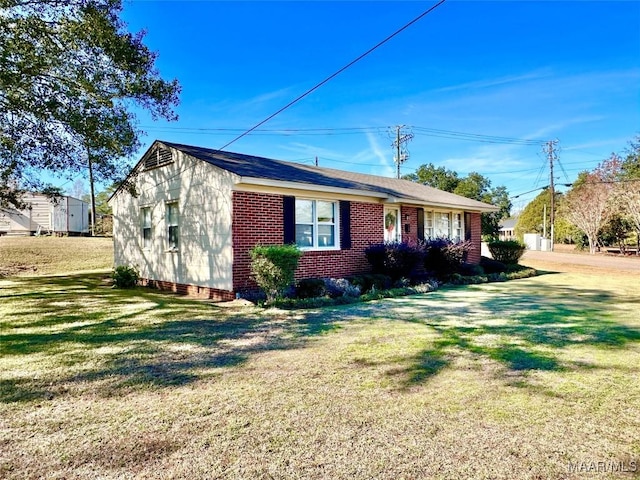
[0,193,90,236]
[498,217,517,241]
[109,140,498,301]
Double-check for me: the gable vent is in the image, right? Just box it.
[144,147,174,170]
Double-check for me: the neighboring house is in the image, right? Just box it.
[109,141,498,301]
[498,217,517,241]
[0,193,90,236]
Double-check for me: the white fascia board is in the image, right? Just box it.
[386,197,499,213]
[236,176,390,200]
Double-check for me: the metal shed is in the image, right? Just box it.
[0,193,90,236]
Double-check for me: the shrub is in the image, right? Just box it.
[458,262,484,277]
[296,278,326,299]
[346,274,392,293]
[112,265,139,288]
[479,256,507,274]
[324,278,361,298]
[487,240,526,264]
[364,241,423,281]
[422,238,472,278]
[250,244,302,302]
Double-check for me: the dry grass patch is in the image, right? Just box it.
[0,236,113,276]
[1,269,639,479]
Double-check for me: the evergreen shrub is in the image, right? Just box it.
[487,240,526,264]
[250,244,302,301]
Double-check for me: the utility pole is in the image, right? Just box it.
[543,140,558,251]
[391,125,414,178]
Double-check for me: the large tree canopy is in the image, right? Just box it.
[0,0,180,207]
[403,163,460,192]
[404,165,511,238]
[514,189,577,243]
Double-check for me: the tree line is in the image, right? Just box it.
[0,0,180,234]
[515,137,640,254]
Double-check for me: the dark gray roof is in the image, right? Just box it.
[161,141,498,212]
[499,218,518,230]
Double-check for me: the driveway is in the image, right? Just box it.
[522,249,640,275]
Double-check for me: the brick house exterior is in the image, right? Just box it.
[110,141,497,301]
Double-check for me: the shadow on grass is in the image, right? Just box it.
[379,281,640,389]
[2,272,640,401]
[0,273,345,402]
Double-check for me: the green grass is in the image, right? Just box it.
[0,266,639,478]
[0,236,113,276]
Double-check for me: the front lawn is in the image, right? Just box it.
[0,270,639,479]
[0,236,113,276]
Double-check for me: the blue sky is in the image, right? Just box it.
[83,0,640,211]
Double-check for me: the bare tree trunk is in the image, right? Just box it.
[87,147,96,237]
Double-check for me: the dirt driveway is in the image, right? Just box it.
[522,249,640,275]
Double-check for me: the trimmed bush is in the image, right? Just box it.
[324,278,361,298]
[296,278,326,299]
[346,274,392,293]
[480,256,507,274]
[422,238,472,278]
[459,262,484,277]
[112,265,139,288]
[365,241,423,281]
[487,240,526,264]
[250,244,302,302]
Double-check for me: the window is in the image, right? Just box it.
[166,202,179,250]
[453,213,462,241]
[425,210,434,239]
[141,207,152,249]
[434,212,450,238]
[384,207,400,242]
[424,210,464,240]
[295,199,337,249]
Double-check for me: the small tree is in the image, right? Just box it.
[562,155,621,254]
[250,244,302,302]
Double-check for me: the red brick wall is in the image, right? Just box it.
[141,278,235,302]
[231,192,484,292]
[400,206,419,244]
[467,212,482,264]
[232,191,285,292]
[296,201,383,280]
[232,191,384,292]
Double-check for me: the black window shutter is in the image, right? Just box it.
[417,208,425,241]
[340,200,351,250]
[283,196,295,244]
[464,212,472,241]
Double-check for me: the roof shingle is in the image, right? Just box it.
[162,141,498,212]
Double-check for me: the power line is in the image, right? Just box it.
[217,0,448,151]
[511,186,548,199]
[137,3,449,197]
[410,126,544,145]
[142,123,544,146]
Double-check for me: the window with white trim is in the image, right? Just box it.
[424,210,464,240]
[453,213,462,241]
[425,210,434,239]
[295,199,338,249]
[166,201,179,250]
[434,212,450,238]
[384,207,400,242]
[141,207,152,249]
